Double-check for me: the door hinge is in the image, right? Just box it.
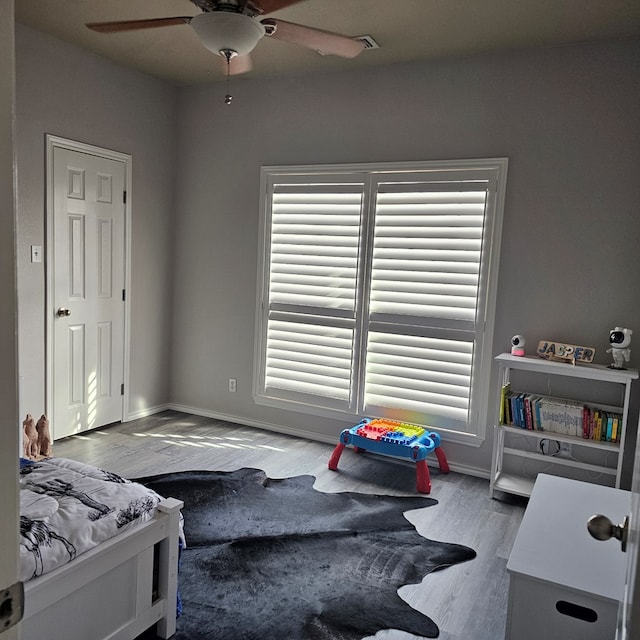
[122,289,126,302]
[121,383,125,396]
[0,581,24,631]
[123,190,127,204]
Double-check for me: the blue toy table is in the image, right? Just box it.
[328,418,449,494]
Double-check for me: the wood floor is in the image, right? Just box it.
[53,410,527,640]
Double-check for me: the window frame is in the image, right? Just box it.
[253,158,508,445]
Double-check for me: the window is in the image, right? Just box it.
[254,159,507,442]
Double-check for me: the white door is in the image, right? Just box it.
[50,144,127,439]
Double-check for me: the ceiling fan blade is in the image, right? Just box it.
[220,53,254,75]
[262,19,365,58]
[249,0,306,14]
[86,17,192,34]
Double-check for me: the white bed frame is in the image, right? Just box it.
[22,497,183,640]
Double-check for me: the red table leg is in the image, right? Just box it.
[328,443,345,471]
[435,446,450,473]
[415,459,432,494]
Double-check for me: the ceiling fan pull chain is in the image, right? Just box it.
[225,81,233,105]
[223,48,233,104]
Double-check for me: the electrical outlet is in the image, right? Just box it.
[559,442,572,457]
[228,378,237,393]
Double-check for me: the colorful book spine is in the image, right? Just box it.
[612,416,619,443]
[606,415,613,442]
[524,396,533,430]
[504,394,622,443]
[500,383,510,424]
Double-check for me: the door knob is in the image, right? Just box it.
[56,307,71,317]
[587,513,629,552]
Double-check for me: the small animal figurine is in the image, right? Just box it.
[607,327,632,369]
[23,413,39,459]
[36,414,52,458]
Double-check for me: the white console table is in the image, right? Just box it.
[505,473,630,639]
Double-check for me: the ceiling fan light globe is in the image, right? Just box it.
[190,12,265,57]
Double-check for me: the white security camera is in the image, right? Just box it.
[511,335,525,356]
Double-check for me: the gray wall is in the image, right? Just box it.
[170,39,640,478]
[15,24,177,420]
[14,22,640,480]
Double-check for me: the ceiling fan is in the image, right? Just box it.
[86,0,366,76]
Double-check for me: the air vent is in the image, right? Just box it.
[317,34,380,56]
[354,35,380,50]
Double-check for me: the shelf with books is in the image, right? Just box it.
[501,386,624,443]
[490,353,638,499]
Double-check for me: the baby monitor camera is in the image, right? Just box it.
[511,335,526,356]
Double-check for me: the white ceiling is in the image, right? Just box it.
[14,0,640,86]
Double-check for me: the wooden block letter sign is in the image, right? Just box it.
[537,340,595,364]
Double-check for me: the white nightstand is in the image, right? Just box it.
[505,474,630,640]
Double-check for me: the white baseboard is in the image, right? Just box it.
[154,403,490,480]
[164,403,340,446]
[125,403,172,422]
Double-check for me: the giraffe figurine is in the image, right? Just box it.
[23,414,39,459]
[36,414,52,458]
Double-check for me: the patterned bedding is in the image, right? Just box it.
[19,457,163,582]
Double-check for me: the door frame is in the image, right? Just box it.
[1,1,19,638]
[619,412,640,638]
[45,135,132,433]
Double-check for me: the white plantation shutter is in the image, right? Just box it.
[365,333,473,430]
[261,180,365,410]
[369,181,487,325]
[362,175,492,430]
[265,319,354,402]
[268,184,363,314]
[255,161,507,438]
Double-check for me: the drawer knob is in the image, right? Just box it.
[587,513,628,552]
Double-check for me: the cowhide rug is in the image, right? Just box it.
[136,467,476,640]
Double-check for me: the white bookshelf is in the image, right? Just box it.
[490,353,638,498]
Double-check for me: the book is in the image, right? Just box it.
[612,416,619,443]
[524,396,533,430]
[527,395,539,430]
[531,395,583,437]
[499,383,510,424]
[597,412,603,441]
[534,397,543,430]
[517,393,526,428]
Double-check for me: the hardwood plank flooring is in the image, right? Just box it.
[53,410,527,640]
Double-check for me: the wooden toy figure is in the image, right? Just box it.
[23,413,38,459]
[36,414,52,458]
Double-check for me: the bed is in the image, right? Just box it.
[19,457,183,640]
